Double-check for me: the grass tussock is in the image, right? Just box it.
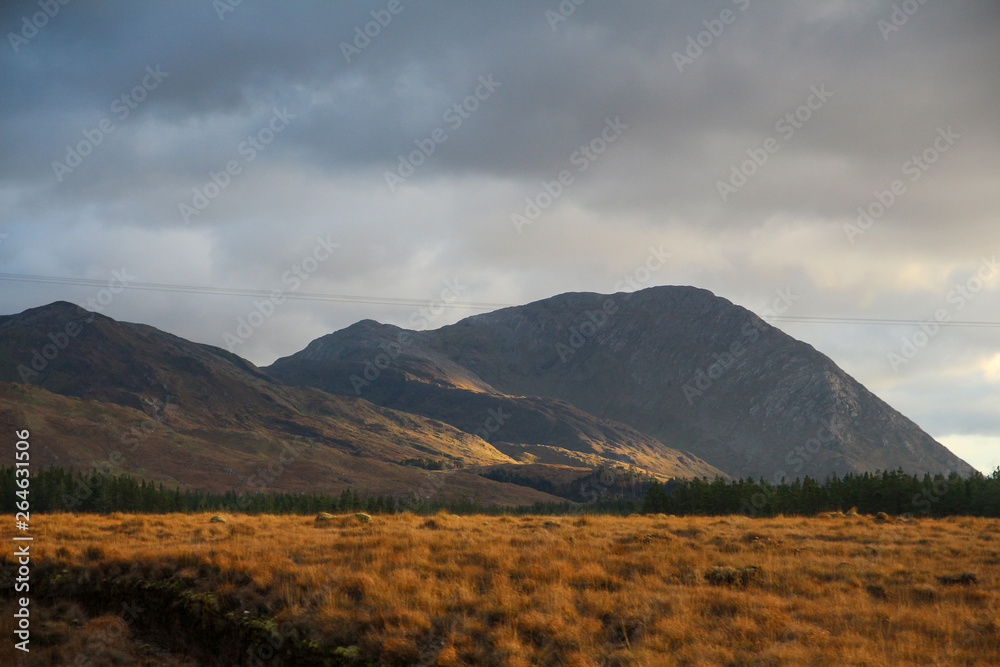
[1,513,998,666]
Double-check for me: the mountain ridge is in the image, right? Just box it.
[0,298,723,505]
[266,285,974,481]
[0,288,975,501]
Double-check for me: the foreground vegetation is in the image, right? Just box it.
[2,512,998,665]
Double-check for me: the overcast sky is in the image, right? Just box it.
[2,1,998,473]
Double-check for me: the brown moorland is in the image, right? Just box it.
[1,512,998,666]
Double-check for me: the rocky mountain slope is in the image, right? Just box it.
[0,303,557,503]
[263,319,722,479]
[267,286,974,481]
[0,300,720,505]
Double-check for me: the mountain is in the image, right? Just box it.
[266,286,974,481]
[1,289,972,497]
[262,319,723,479]
[0,302,573,505]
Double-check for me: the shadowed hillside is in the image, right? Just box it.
[267,286,974,481]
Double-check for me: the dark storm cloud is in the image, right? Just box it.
[3,1,995,199]
[1,0,999,470]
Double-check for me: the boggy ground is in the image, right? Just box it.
[1,512,998,666]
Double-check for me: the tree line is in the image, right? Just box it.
[643,468,1000,517]
[2,465,998,517]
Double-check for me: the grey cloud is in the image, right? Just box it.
[2,0,999,469]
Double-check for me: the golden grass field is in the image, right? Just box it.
[2,512,998,666]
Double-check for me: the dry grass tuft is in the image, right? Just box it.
[937,572,978,585]
[315,512,372,528]
[704,565,762,587]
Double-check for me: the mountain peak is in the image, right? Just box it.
[3,300,89,320]
[1,293,975,493]
[269,288,973,481]
[0,301,112,342]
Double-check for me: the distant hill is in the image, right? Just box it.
[0,289,972,504]
[266,286,974,481]
[263,319,723,480]
[0,302,569,505]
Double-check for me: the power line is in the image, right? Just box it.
[0,273,509,310]
[2,272,999,328]
[767,315,999,328]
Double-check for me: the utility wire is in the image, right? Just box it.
[2,272,999,328]
[768,315,998,328]
[0,273,508,310]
